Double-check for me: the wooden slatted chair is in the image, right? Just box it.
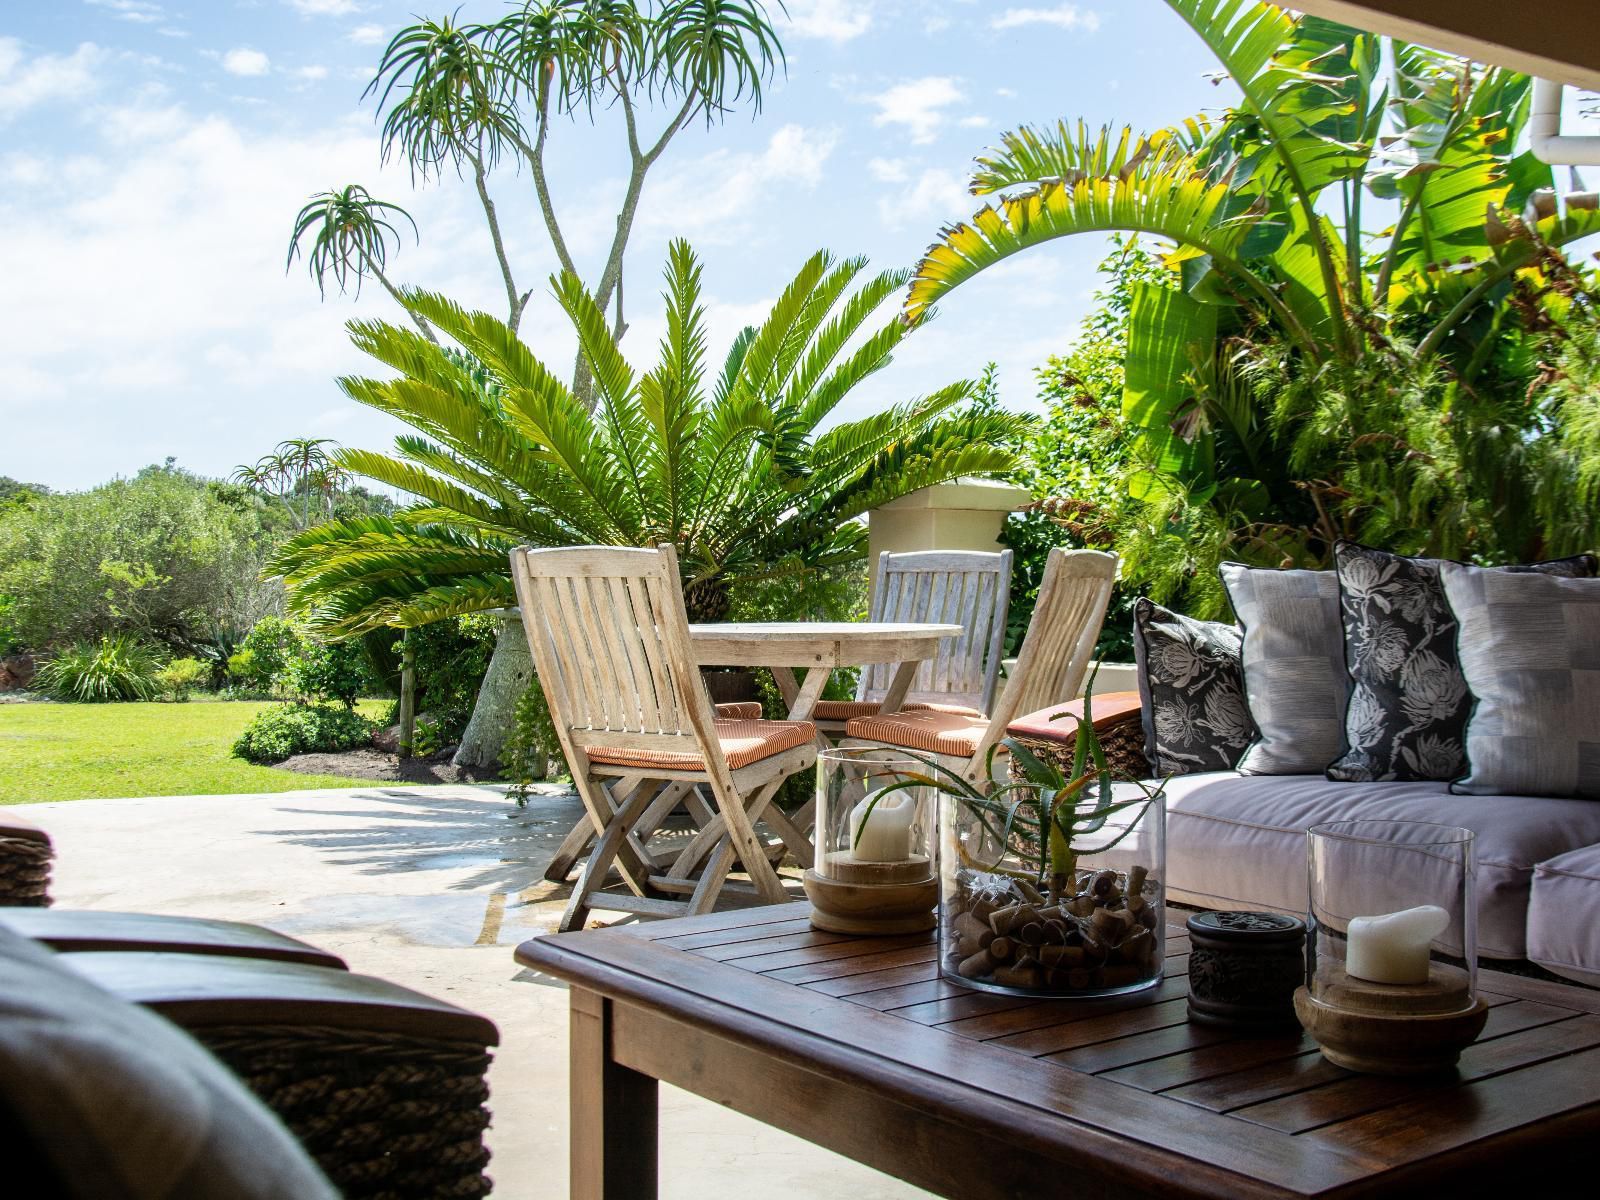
[844,549,1117,783]
[510,544,817,931]
[811,549,1013,732]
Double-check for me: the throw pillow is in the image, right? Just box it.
[1131,598,1254,775]
[1329,543,1597,783]
[1219,564,1348,775]
[1440,563,1600,799]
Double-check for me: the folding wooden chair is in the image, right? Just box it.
[811,550,1013,732]
[510,544,817,931]
[843,549,1116,784]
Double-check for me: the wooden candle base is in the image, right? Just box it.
[803,867,937,935]
[1294,985,1489,1075]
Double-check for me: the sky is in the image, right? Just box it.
[3,0,1570,494]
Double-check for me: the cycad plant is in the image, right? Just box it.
[908,0,1600,607]
[270,240,1028,631]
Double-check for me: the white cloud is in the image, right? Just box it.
[221,48,271,77]
[86,0,165,23]
[640,124,837,242]
[996,86,1018,99]
[923,16,951,35]
[293,65,329,81]
[868,76,965,145]
[781,1,873,43]
[877,167,973,232]
[0,40,108,122]
[992,5,1102,32]
[287,0,363,15]
[958,114,991,128]
[348,24,386,46]
[867,156,909,183]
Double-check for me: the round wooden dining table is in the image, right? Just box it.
[687,620,965,723]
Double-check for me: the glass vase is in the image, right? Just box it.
[939,781,1165,997]
[803,748,938,935]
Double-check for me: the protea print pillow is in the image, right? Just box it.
[1132,598,1255,776]
[1327,543,1598,783]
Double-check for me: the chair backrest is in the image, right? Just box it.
[509,544,722,768]
[961,548,1117,777]
[859,549,1013,713]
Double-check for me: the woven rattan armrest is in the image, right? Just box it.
[0,909,346,969]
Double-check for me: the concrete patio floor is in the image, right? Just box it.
[22,784,932,1200]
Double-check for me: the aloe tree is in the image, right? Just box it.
[907,0,1600,600]
[286,186,433,343]
[269,240,1029,631]
[293,0,783,389]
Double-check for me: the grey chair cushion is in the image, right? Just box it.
[1528,843,1600,987]
[1441,564,1600,799]
[1159,772,1600,959]
[1131,598,1254,776]
[1328,543,1596,784]
[0,926,336,1199]
[1219,564,1348,775]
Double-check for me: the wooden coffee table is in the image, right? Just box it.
[516,906,1600,1199]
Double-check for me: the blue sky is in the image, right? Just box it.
[6,2,1252,489]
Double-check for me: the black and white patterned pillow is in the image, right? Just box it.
[1219,564,1348,776]
[1328,543,1597,783]
[1132,598,1255,776]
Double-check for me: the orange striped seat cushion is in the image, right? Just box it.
[713,701,763,720]
[586,719,816,772]
[813,700,984,721]
[845,709,989,757]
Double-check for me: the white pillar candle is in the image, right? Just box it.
[849,788,916,863]
[1345,905,1450,985]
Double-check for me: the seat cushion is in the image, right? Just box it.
[586,718,816,772]
[815,700,983,722]
[846,708,987,757]
[1528,844,1600,986]
[713,701,763,720]
[1159,772,1600,960]
[0,927,336,1199]
[1007,693,1145,742]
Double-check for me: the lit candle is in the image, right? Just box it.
[1345,905,1449,985]
[849,788,915,863]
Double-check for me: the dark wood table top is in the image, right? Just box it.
[518,905,1600,1200]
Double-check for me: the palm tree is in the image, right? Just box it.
[231,439,344,531]
[286,186,434,343]
[269,239,1030,632]
[905,0,1600,594]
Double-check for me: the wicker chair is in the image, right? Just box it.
[1004,691,1151,783]
[0,811,52,906]
[60,950,498,1200]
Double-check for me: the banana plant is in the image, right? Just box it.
[906,0,1600,580]
[269,239,1029,632]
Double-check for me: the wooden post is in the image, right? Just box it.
[570,988,657,1200]
[398,630,417,759]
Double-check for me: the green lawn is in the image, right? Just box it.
[0,699,392,805]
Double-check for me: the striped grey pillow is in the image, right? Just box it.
[1440,563,1600,799]
[1220,564,1348,776]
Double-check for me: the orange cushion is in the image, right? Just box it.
[1007,693,1144,743]
[586,719,816,772]
[713,701,764,720]
[814,700,984,721]
[845,709,989,757]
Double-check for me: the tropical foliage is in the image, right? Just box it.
[291,0,784,376]
[270,239,1028,630]
[910,0,1600,614]
[35,634,166,703]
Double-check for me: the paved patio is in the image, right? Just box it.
[23,784,930,1199]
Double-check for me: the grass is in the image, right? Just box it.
[0,699,393,805]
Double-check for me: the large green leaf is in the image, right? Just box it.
[1123,281,1218,494]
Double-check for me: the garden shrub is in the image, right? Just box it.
[34,634,165,702]
[155,656,209,700]
[231,615,305,692]
[279,637,378,708]
[0,594,22,657]
[504,675,564,802]
[232,702,377,764]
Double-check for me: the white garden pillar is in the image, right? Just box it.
[866,478,1032,602]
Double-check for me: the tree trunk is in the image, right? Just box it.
[453,609,535,772]
[682,576,732,623]
[398,632,417,759]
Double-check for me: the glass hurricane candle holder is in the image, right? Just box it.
[803,749,938,935]
[1296,820,1489,1075]
[939,780,1165,998]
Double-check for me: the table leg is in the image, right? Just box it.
[878,659,921,715]
[784,665,832,724]
[571,988,658,1200]
[769,666,801,709]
